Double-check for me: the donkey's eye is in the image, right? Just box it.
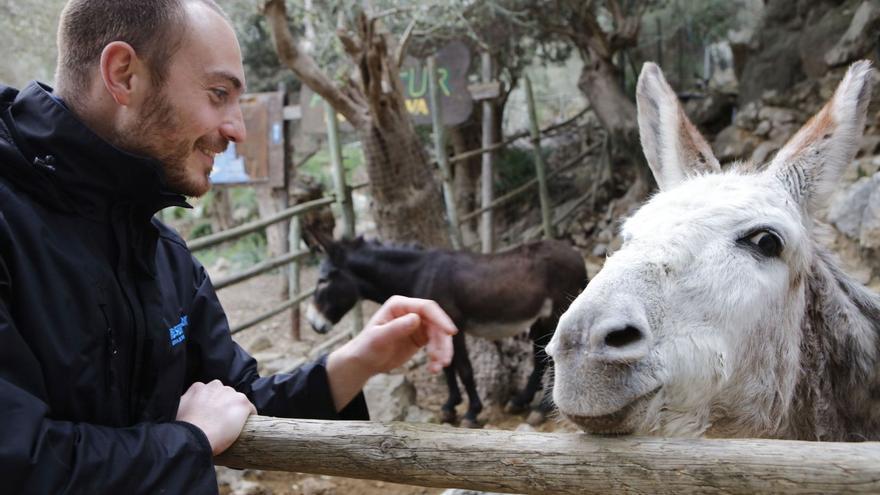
[741,229,784,258]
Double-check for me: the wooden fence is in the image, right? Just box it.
[187,68,593,369]
[184,71,880,495]
[216,416,880,495]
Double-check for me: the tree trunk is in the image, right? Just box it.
[577,55,637,143]
[359,121,450,247]
[211,187,234,232]
[577,53,653,203]
[263,1,451,247]
[449,120,482,245]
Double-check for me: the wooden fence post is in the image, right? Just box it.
[524,75,554,239]
[323,99,363,335]
[428,55,464,250]
[288,215,302,341]
[480,52,495,253]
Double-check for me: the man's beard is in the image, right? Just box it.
[115,88,226,197]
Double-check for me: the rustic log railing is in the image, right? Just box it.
[216,417,880,495]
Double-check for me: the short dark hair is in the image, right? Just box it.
[54,0,226,99]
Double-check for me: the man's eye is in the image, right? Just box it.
[211,88,229,101]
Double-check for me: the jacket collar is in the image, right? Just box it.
[7,82,189,218]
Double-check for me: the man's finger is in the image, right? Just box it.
[376,312,422,341]
[385,296,458,336]
[425,323,453,372]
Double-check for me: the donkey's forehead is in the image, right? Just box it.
[624,171,800,238]
[318,257,336,275]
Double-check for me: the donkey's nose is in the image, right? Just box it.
[589,319,651,363]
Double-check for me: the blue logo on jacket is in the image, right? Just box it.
[169,315,188,346]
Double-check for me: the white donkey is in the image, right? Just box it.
[548,60,880,440]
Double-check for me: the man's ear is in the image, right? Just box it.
[636,62,721,191]
[765,60,873,216]
[99,41,141,106]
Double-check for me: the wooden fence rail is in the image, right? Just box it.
[216,416,880,495]
[187,93,590,342]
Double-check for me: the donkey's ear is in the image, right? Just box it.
[302,226,332,254]
[636,62,721,191]
[767,60,874,215]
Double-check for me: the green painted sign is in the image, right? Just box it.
[400,40,473,125]
[301,41,473,134]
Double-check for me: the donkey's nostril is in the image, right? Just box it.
[604,325,644,348]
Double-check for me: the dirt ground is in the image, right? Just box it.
[214,262,579,495]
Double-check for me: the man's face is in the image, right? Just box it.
[118,2,247,197]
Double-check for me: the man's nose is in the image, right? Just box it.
[221,104,247,144]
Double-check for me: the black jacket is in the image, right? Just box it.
[0,82,367,494]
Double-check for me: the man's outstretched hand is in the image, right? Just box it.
[326,296,458,411]
[175,380,257,455]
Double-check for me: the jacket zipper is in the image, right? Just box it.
[99,304,117,392]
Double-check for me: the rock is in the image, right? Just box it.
[571,232,589,247]
[608,235,623,254]
[860,185,880,249]
[712,125,759,162]
[216,468,272,495]
[596,228,613,244]
[750,141,782,165]
[841,156,880,183]
[858,135,880,159]
[738,25,804,104]
[684,91,735,134]
[734,101,761,129]
[757,105,800,126]
[230,480,270,495]
[442,490,512,495]
[706,41,739,93]
[825,0,880,67]
[754,120,771,137]
[828,175,878,239]
[364,373,417,422]
[797,2,856,77]
[467,334,532,407]
[585,259,604,279]
[249,335,273,354]
[301,477,337,495]
[404,405,438,423]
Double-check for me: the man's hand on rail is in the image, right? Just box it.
[326,296,458,411]
[176,380,257,455]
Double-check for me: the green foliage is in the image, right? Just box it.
[299,141,365,188]
[495,146,537,195]
[193,231,268,271]
[638,0,742,89]
[190,220,214,239]
[225,5,302,93]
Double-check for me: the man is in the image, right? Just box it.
[0,0,457,493]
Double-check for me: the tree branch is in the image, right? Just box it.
[262,0,365,128]
[395,17,417,68]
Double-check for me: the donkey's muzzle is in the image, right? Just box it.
[306,302,334,334]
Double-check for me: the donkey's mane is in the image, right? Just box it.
[341,237,426,253]
[787,242,880,440]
